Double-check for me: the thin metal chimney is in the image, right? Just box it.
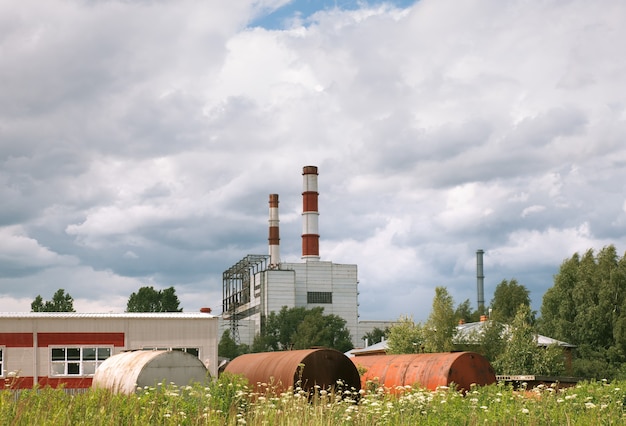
[301,166,320,260]
[476,249,485,310]
[268,194,280,267]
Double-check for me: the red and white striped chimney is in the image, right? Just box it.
[301,166,320,260]
[268,194,280,267]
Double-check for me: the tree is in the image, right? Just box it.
[254,306,309,351]
[218,330,249,360]
[126,286,183,312]
[386,315,424,354]
[539,245,626,379]
[253,306,353,352]
[292,308,353,352]
[490,279,532,323]
[454,299,475,324]
[493,305,564,376]
[423,287,457,352]
[31,289,75,312]
[362,327,389,346]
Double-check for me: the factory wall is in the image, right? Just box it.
[0,312,218,389]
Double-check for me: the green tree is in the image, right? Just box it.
[218,330,249,360]
[255,306,308,351]
[539,245,626,379]
[386,315,424,354]
[218,330,239,360]
[493,305,564,376]
[539,253,579,343]
[423,287,457,352]
[490,279,532,323]
[126,286,183,312]
[253,306,353,352]
[292,308,353,352]
[31,289,75,312]
[362,327,389,346]
[454,299,476,324]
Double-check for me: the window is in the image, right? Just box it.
[0,347,4,378]
[307,291,333,304]
[50,347,112,376]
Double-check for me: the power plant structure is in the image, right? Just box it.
[221,166,371,348]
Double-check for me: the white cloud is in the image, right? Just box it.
[1,0,626,324]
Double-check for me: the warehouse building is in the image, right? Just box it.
[0,311,218,390]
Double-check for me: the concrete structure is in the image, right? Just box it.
[222,166,362,347]
[0,312,218,390]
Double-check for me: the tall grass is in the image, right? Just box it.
[1,375,625,425]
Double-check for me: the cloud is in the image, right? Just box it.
[1,0,626,324]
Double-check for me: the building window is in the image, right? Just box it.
[307,291,333,304]
[50,347,112,376]
[0,347,4,378]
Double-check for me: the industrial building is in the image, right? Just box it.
[222,166,387,348]
[0,312,218,390]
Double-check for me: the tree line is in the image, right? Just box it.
[31,286,182,313]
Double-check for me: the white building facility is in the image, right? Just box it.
[222,166,363,347]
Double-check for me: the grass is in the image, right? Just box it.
[1,374,625,425]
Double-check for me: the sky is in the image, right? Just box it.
[1,0,626,324]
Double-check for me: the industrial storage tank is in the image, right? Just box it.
[351,351,495,393]
[92,350,209,394]
[224,348,361,394]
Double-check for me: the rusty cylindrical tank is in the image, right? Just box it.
[92,350,210,394]
[224,348,361,394]
[351,351,495,393]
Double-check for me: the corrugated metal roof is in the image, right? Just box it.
[0,312,216,319]
[456,320,576,348]
[346,340,387,357]
[346,320,576,356]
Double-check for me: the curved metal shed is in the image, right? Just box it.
[351,351,495,393]
[224,348,361,394]
[92,350,209,394]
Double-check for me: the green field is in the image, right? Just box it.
[1,375,625,425]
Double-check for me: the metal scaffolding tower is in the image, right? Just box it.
[222,254,269,343]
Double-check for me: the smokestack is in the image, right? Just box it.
[268,194,280,267]
[476,249,485,310]
[301,166,320,260]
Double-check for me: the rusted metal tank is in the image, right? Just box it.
[224,348,361,394]
[92,350,209,394]
[351,351,495,393]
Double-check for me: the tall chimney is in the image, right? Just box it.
[476,249,485,310]
[301,166,320,260]
[268,194,280,267]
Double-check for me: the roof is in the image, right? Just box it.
[345,320,576,356]
[456,320,576,348]
[0,312,217,319]
[346,340,387,357]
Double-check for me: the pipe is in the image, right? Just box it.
[352,351,495,393]
[476,249,485,310]
[224,348,361,394]
[302,166,320,260]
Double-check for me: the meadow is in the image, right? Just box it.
[1,374,625,425]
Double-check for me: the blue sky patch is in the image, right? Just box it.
[250,0,417,29]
